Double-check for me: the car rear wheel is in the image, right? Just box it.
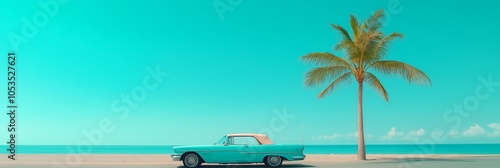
[183,153,202,168]
[264,155,283,167]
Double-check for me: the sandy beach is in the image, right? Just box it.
[1,154,499,168]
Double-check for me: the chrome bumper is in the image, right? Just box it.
[171,154,182,161]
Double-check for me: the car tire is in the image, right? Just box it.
[183,153,202,168]
[264,155,283,167]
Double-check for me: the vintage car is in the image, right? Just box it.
[171,133,306,167]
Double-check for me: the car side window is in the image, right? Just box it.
[232,137,261,145]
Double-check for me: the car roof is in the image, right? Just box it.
[226,133,274,144]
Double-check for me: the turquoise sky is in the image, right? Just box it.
[1,0,499,145]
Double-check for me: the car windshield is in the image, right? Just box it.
[215,136,226,145]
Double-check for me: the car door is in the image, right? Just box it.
[233,136,264,162]
[209,137,248,163]
[245,144,269,162]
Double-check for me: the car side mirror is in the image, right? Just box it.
[224,141,228,146]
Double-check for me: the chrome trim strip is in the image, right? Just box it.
[182,150,239,153]
[241,152,303,154]
[176,150,304,155]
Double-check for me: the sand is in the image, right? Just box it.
[1,154,499,168]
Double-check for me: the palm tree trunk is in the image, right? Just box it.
[357,81,366,160]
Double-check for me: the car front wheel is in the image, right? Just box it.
[264,155,283,167]
[183,153,202,168]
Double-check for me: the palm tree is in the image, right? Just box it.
[301,10,431,160]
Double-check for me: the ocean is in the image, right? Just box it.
[1,144,500,154]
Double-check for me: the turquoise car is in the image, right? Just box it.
[171,133,306,167]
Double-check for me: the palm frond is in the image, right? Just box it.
[334,40,353,51]
[330,24,352,41]
[334,39,358,55]
[361,31,383,52]
[367,60,432,85]
[304,66,351,87]
[318,72,353,98]
[350,30,382,67]
[301,52,353,68]
[369,33,404,62]
[349,15,360,40]
[358,20,367,38]
[366,9,386,31]
[364,72,388,101]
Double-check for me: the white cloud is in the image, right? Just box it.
[317,133,343,140]
[407,129,425,137]
[382,127,425,140]
[487,122,500,137]
[382,127,404,140]
[345,132,357,138]
[488,123,500,129]
[431,131,443,138]
[346,132,374,139]
[316,123,500,142]
[315,132,373,141]
[405,128,426,140]
[448,130,459,137]
[462,124,486,137]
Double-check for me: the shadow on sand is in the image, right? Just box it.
[177,164,315,168]
[371,157,475,164]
